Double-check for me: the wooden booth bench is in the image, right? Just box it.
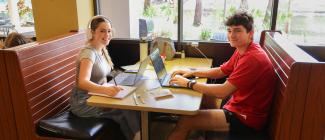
[0,31,126,140]
[261,31,324,140]
[0,42,18,140]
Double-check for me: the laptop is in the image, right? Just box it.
[149,49,182,88]
[113,56,150,86]
[88,83,137,99]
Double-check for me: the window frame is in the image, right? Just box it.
[95,0,277,43]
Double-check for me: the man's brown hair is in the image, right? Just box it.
[225,11,254,32]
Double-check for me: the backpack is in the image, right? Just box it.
[149,37,176,60]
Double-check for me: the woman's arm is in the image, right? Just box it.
[78,59,121,96]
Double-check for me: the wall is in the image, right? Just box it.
[77,0,94,30]
[100,0,131,38]
[32,0,93,41]
[129,0,141,38]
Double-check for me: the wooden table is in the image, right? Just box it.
[87,58,212,140]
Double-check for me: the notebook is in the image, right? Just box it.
[88,83,137,99]
[149,49,182,88]
[113,57,150,86]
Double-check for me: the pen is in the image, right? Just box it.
[137,94,146,104]
[133,93,139,105]
[111,67,118,86]
[112,76,117,86]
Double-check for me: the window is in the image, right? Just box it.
[17,0,34,27]
[0,0,34,36]
[133,0,178,40]
[277,0,325,45]
[183,0,271,42]
[119,0,273,42]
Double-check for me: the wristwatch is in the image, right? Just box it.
[187,79,197,89]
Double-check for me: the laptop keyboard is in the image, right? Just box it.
[162,73,181,87]
[162,74,171,86]
[115,73,136,86]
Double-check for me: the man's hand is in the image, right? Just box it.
[169,75,190,87]
[171,69,195,78]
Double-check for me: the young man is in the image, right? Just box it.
[167,11,276,140]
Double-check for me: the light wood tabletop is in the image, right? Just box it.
[87,57,212,140]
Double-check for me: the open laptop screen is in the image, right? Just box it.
[134,56,150,82]
[149,49,167,84]
[113,56,150,86]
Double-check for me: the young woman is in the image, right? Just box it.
[69,15,140,140]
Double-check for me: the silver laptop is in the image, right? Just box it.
[114,57,150,86]
[149,49,182,88]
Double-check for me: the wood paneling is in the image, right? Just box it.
[0,51,18,140]
[282,64,311,140]
[3,31,86,140]
[301,64,325,140]
[261,31,324,140]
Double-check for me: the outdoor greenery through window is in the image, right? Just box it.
[276,0,325,46]
[183,0,271,42]
[134,0,271,42]
[138,0,178,40]
[17,0,34,27]
[0,0,34,36]
[124,0,325,45]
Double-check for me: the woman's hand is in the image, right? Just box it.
[171,69,195,78]
[169,75,190,88]
[103,85,123,97]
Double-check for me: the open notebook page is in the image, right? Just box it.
[88,83,137,99]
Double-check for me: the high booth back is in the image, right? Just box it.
[261,31,325,140]
[0,47,18,139]
[1,32,85,140]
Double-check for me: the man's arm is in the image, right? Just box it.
[192,67,227,79]
[192,80,236,99]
